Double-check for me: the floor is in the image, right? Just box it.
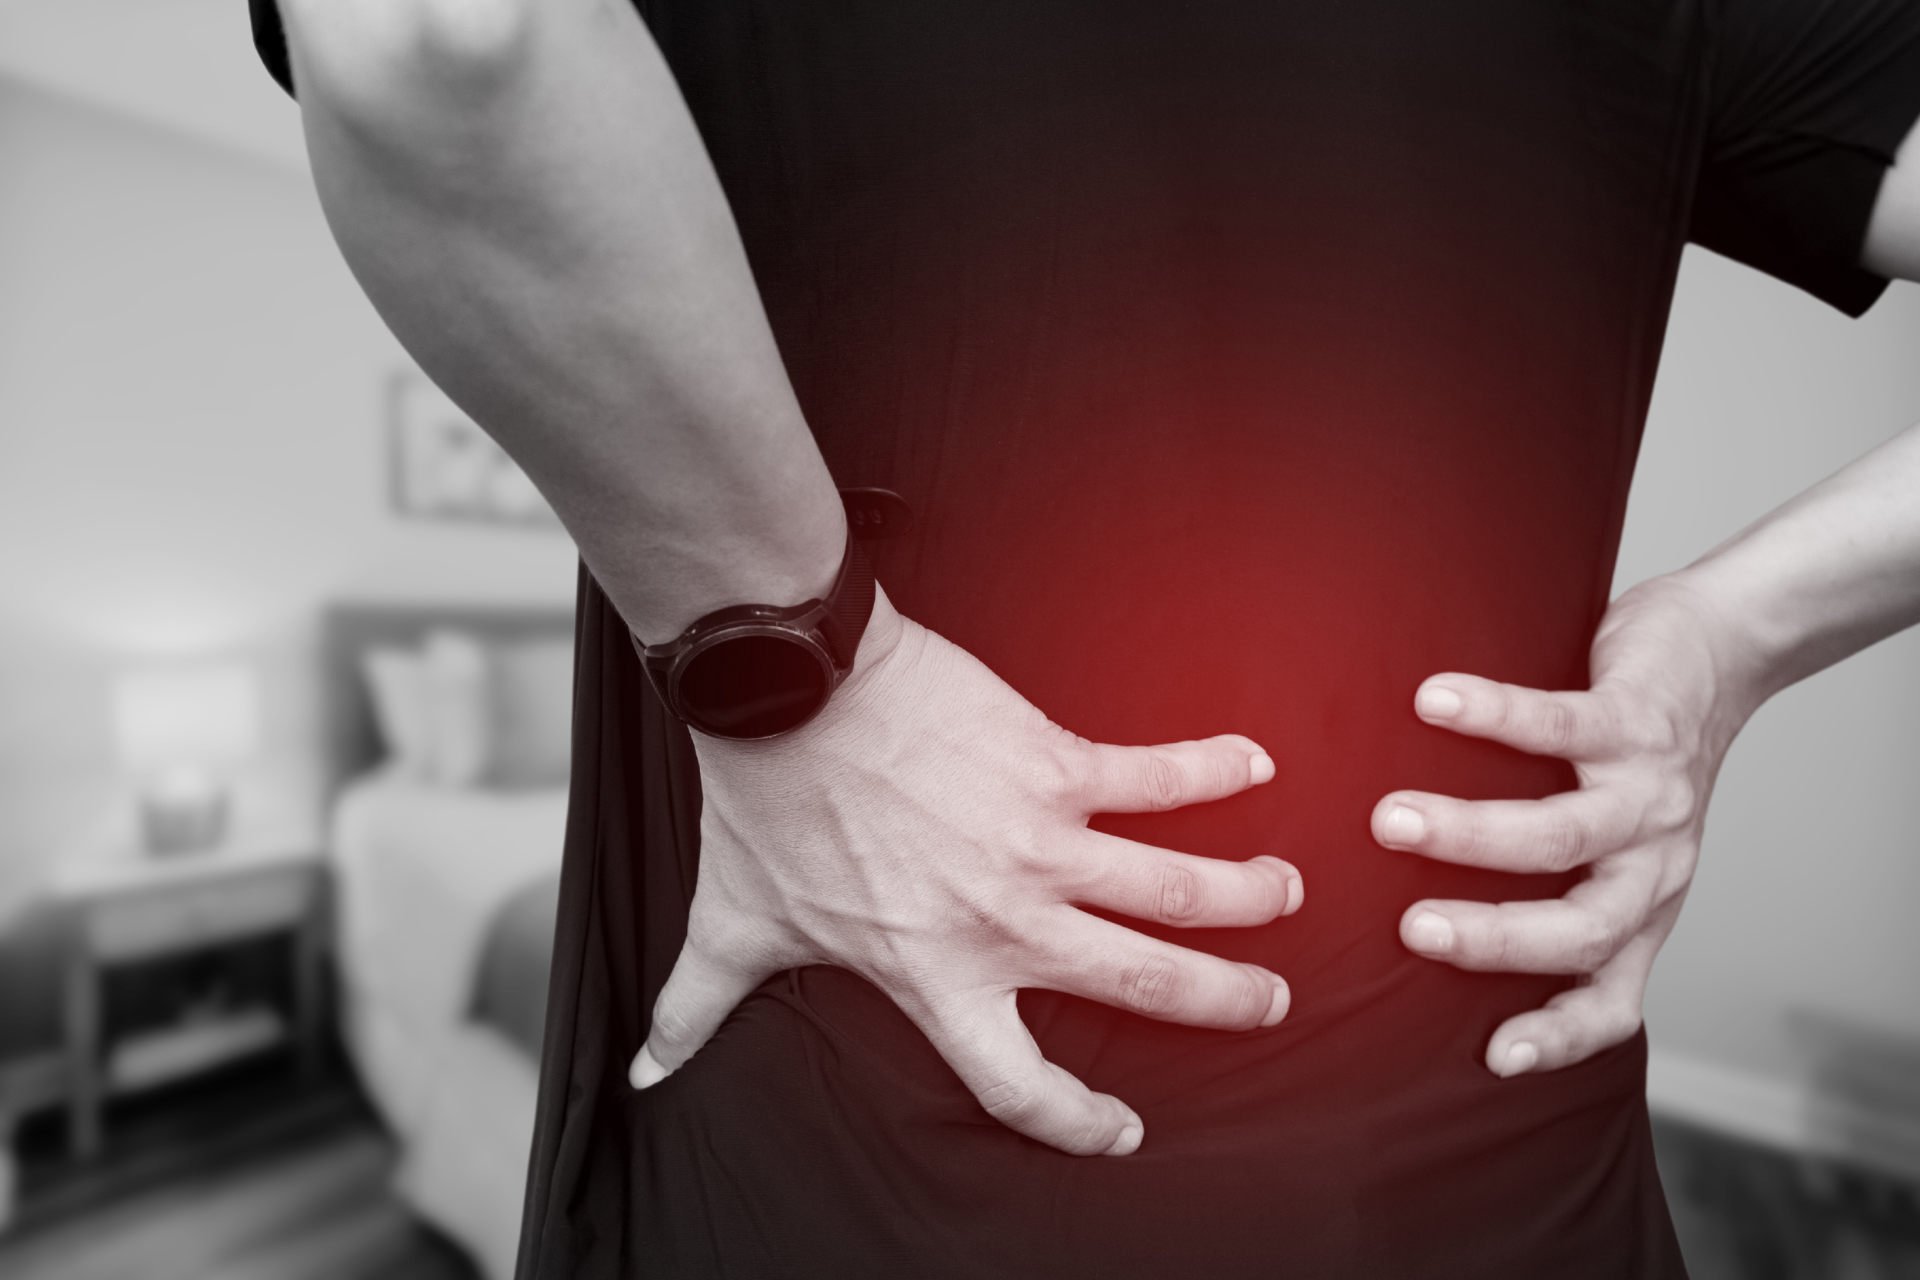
[2,1060,1918,1279]
[1655,1119,1920,1280]
[0,1055,478,1280]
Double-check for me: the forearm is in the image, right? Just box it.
[1665,420,1920,714]
[279,0,842,641]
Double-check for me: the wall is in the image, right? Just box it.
[1624,247,1920,1144]
[0,77,576,917]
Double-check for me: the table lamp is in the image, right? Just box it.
[112,661,259,856]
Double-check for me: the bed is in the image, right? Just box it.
[321,603,575,1280]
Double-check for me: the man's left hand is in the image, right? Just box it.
[1369,575,1757,1077]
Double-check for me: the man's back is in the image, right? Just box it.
[515,2,1912,1273]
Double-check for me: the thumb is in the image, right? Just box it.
[631,936,776,1089]
[915,988,1146,1157]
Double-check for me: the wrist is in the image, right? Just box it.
[628,492,846,645]
[637,519,873,740]
[1613,569,1774,744]
[685,585,906,768]
[1662,539,1841,716]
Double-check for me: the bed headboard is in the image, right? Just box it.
[320,601,576,795]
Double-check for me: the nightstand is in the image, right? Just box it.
[48,840,327,1160]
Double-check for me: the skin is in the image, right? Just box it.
[278,0,1920,1154]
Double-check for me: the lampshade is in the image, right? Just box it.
[112,661,259,771]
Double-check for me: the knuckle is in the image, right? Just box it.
[1551,993,1644,1064]
[1029,741,1085,805]
[1156,864,1206,923]
[1622,703,1678,757]
[974,1074,1045,1128]
[1538,811,1590,871]
[1117,955,1183,1017]
[1570,918,1620,973]
[1142,751,1188,812]
[649,996,699,1049]
[689,913,758,966]
[1061,1114,1113,1156]
[1440,806,1475,857]
[1603,999,1646,1046]
[1588,997,1644,1049]
[1645,773,1699,832]
[1482,922,1516,970]
[1537,700,1580,754]
[1453,810,1496,866]
[1532,1025,1574,1067]
[1226,966,1271,1028]
[1000,823,1058,878]
[951,889,1027,951]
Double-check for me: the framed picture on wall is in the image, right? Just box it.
[387,371,563,529]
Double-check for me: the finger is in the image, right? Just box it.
[1372,787,1636,873]
[1069,734,1275,815]
[914,988,1146,1157]
[1412,673,1623,761]
[633,934,779,1088]
[1482,900,1679,1077]
[1483,976,1645,1078]
[1070,840,1303,927]
[1037,912,1291,1031]
[1397,858,1661,974]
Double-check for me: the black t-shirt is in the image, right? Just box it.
[258,2,1920,1276]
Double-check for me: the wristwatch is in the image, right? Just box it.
[634,488,910,740]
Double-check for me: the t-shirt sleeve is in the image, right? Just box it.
[1692,0,1920,316]
[250,0,295,98]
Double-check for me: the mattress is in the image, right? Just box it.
[471,875,560,1063]
[329,773,566,1280]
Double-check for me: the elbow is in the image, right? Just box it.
[281,0,542,102]
[399,0,539,75]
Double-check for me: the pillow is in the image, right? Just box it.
[362,646,435,780]
[359,629,571,788]
[487,637,573,788]
[419,629,491,788]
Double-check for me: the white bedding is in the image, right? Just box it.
[330,773,567,1280]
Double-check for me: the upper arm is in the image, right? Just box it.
[254,0,840,637]
[1863,116,1920,283]
[265,0,763,459]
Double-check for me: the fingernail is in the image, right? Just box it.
[1381,804,1426,847]
[1282,871,1305,916]
[629,1044,669,1090]
[1498,1042,1539,1078]
[1261,975,1291,1027]
[1105,1121,1144,1156]
[1249,752,1276,785]
[1406,911,1454,954]
[1416,685,1463,720]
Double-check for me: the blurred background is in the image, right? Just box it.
[0,2,1917,1278]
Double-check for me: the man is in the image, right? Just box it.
[260,0,1920,1274]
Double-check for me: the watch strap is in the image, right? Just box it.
[631,488,898,721]
[817,532,875,673]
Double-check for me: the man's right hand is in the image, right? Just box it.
[631,587,1303,1157]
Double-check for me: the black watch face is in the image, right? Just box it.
[679,632,833,739]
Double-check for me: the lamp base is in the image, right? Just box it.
[139,775,229,856]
